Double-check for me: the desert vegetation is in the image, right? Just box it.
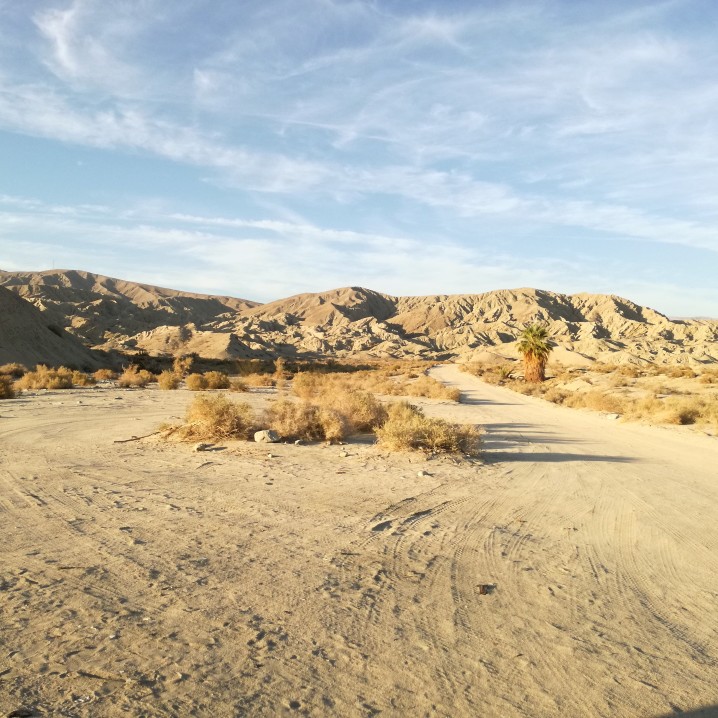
[14,365,96,390]
[0,363,27,378]
[117,365,155,388]
[165,394,256,441]
[157,370,181,390]
[517,323,555,382]
[463,359,718,431]
[0,375,15,399]
[376,401,481,455]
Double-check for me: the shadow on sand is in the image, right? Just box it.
[480,422,637,465]
[653,707,718,718]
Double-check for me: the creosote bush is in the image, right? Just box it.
[72,371,96,387]
[264,399,348,442]
[0,363,27,378]
[229,378,248,392]
[291,368,461,403]
[0,375,16,399]
[117,365,154,388]
[186,373,208,391]
[375,401,481,456]
[93,368,117,381]
[172,394,256,441]
[16,365,74,390]
[204,371,231,389]
[157,370,181,390]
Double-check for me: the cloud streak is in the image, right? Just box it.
[0,1,717,313]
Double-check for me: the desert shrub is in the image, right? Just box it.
[157,370,181,390]
[292,371,325,400]
[264,399,345,442]
[543,387,570,405]
[171,394,256,441]
[375,402,481,456]
[93,368,117,381]
[117,365,153,388]
[173,355,194,378]
[0,363,27,378]
[664,401,701,425]
[661,365,696,379]
[71,370,96,387]
[406,375,461,401]
[229,378,248,392]
[324,389,387,433]
[16,365,74,390]
[244,373,276,388]
[0,376,16,399]
[204,371,231,389]
[564,391,624,414]
[185,373,208,391]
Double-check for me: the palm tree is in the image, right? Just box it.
[517,323,555,382]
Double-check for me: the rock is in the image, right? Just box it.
[193,442,212,452]
[254,429,280,443]
[266,452,275,459]
[605,413,620,420]
[340,451,349,458]
[417,470,430,477]
[294,439,303,445]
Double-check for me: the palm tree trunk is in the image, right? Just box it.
[524,357,546,382]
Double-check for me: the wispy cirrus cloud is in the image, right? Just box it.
[0,0,717,313]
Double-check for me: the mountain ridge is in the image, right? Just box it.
[2,269,716,366]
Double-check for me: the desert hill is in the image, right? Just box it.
[2,270,717,366]
[0,269,257,347]
[0,285,100,368]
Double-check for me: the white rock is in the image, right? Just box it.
[254,429,280,443]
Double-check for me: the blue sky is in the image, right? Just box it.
[1,0,717,316]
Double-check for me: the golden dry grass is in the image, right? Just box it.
[157,371,181,390]
[264,400,348,442]
[244,373,277,388]
[292,367,460,402]
[204,371,231,389]
[168,394,256,441]
[375,401,481,456]
[0,363,27,378]
[93,368,117,381]
[16,365,74,390]
[185,373,208,391]
[0,375,15,399]
[117,366,154,388]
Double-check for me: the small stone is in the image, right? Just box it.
[294,439,303,445]
[267,453,274,459]
[605,413,619,420]
[254,429,280,443]
[340,451,349,458]
[193,443,212,452]
[417,470,430,477]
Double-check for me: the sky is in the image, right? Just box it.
[1,0,717,316]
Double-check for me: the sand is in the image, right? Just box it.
[1,369,717,717]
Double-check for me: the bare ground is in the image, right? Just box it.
[1,368,717,717]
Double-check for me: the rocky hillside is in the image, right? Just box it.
[2,270,717,366]
[0,269,257,347]
[0,285,100,368]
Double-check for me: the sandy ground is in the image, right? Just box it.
[1,368,717,717]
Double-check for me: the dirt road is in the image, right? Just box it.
[1,370,717,717]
